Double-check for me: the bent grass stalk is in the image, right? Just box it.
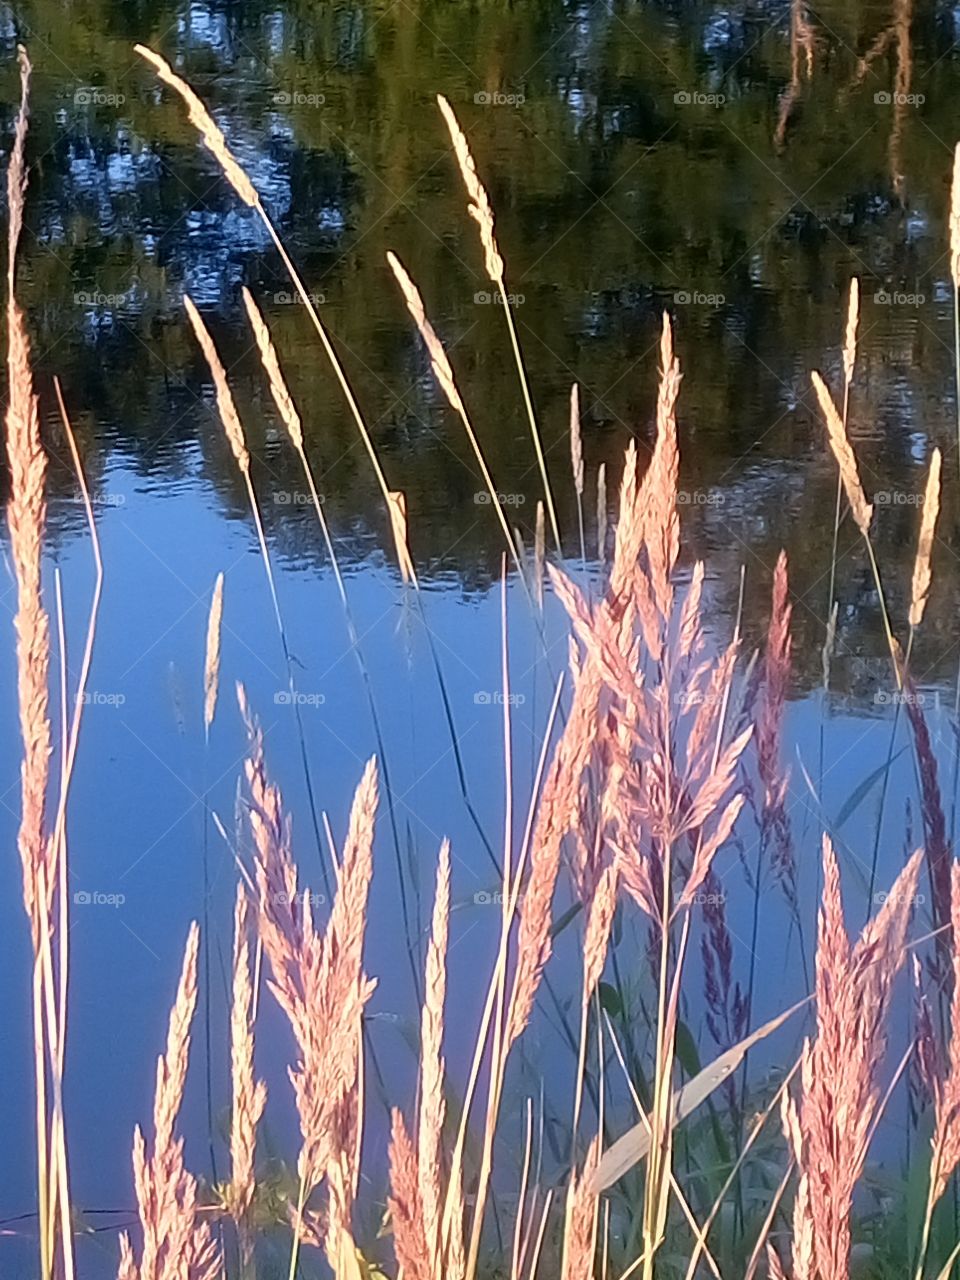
[183,294,333,897]
[137,50,502,880]
[436,94,561,554]
[811,369,899,684]
[240,284,423,1005]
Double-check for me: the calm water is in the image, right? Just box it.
[1,0,959,1270]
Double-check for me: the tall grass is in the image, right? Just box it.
[9,45,960,1280]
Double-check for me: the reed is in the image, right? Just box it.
[13,54,960,1280]
[385,251,527,587]
[240,283,421,1001]
[436,95,561,553]
[569,384,586,565]
[811,367,899,685]
[183,293,331,895]
[6,46,77,1280]
[226,884,266,1273]
[118,924,221,1280]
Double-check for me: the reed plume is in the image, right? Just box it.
[789,837,921,1280]
[560,1138,600,1280]
[908,447,940,630]
[570,383,586,562]
[7,43,51,948]
[241,288,303,451]
[596,461,607,564]
[184,297,250,474]
[811,370,872,537]
[436,95,560,550]
[755,551,798,912]
[203,572,224,740]
[419,840,451,1279]
[6,47,75,1280]
[186,293,331,892]
[240,685,376,1256]
[385,251,526,585]
[387,488,415,585]
[118,924,221,1280]
[435,95,503,282]
[137,46,400,548]
[388,1109,431,1280]
[133,46,258,207]
[842,277,859,390]
[226,884,266,1269]
[951,143,960,290]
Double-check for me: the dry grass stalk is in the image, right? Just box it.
[436,95,503,282]
[138,44,402,544]
[119,924,221,1280]
[534,501,545,611]
[756,551,798,913]
[570,384,584,496]
[388,1109,431,1280]
[241,287,303,450]
[913,863,960,1277]
[560,1138,600,1280]
[434,98,560,551]
[788,837,921,1280]
[811,370,872,537]
[7,44,51,947]
[239,685,376,1252]
[203,572,224,739]
[842,277,860,389]
[419,841,451,1280]
[596,461,607,564]
[6,47,76,1280]
[582,864,617,1009]
[134,46,258,207]
[908,447,941,629]
[184,296,250,473]
[226,884,267,1266]
[387,489,416,584]
[385,251,527,586]
[570,383,586,563]
[951,142,960,291]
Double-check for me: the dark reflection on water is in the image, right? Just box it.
[3,0,960,664]
[0,0,960,1267]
